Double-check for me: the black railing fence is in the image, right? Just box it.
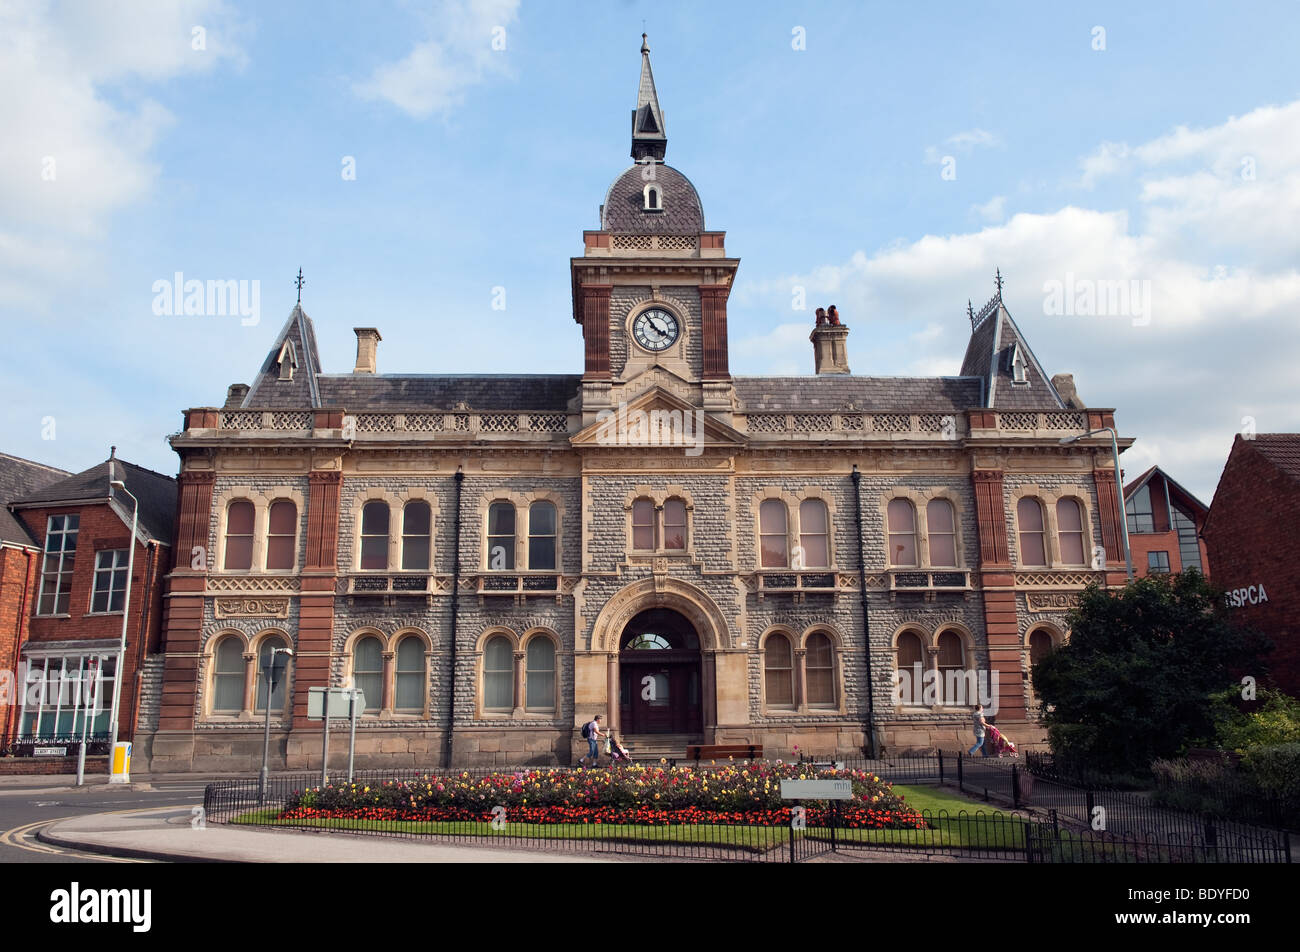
[203,753,1291,864]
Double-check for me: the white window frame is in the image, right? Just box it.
[89,549,129,615]
[37,514,79,616]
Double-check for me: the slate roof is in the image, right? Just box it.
[0,454,72,546]
[734,376,982,413]
[601,164,704,234]
[242,305,324,408]
[316,374,582,412]
[9,457,178,546]
[959,299,1065,410]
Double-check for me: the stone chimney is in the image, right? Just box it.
[1051,373,1085,409]
[353,328,381,374]
[810,306,850,374]
[223,383,249,408]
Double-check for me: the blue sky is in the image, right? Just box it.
[3,0,1299,502]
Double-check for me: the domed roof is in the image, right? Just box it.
[601,164,705,235]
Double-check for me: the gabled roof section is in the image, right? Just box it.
[960,280,1065,410]
[242,304,322,408]
[1251,433,1300,482]
[9,454,177,546]
[1124,465,1209,514]
[571,387,747,451]
[0,453,72,546]
[631,34,667,161]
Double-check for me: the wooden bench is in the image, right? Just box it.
[686,744,763,763]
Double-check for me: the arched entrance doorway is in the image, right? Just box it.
[618,608,702,735]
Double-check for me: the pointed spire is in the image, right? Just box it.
[631,34,667,161]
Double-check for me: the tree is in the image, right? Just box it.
[1032,569,1269,776]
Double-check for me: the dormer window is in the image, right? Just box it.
[276,340,298,381]
[1010,342,1027,384]
[643,184,662,211]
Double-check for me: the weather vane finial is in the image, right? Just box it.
[295,268,305,305]
[994,267,1004,299]
[967,298,975,328]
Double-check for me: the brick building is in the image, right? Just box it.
[4,452,176,752]
[1,453,73,744]
[1123,466,1210,578]
[1203,434,1300,695]
[137,38,1133,772]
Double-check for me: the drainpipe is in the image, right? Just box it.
[443,467,464,769]
[128,541,159,745]
[851,466,878,758]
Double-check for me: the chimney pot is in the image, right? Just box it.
[354,328,382,374]
[810,310,851,375]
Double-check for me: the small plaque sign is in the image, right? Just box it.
[780,779,853,800]
[33,747,68,757]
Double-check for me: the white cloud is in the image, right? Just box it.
[925,128,1002,164]
[0,0,245,304]
[972,195,1006,223]
[736,100,1300,499]
[1078,140,1130,188]
[353,0,520,118]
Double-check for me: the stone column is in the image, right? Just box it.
[702,651,717,740]
[241,652,257,715]
[513,650,526,717]
[606,653,619,733]
[794,648,808,713]
[380,650,395,716]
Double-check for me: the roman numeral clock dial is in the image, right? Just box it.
[633,307,679,352]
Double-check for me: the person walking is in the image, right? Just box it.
[968,704,988,757]
[578,714,603,768]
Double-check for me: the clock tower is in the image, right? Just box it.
[571,34,740,426]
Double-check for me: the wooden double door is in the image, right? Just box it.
[618,650,702,735]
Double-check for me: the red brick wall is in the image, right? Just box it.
[1203,438,1300,694]
[0,545,39,742]
[13,504,170,743]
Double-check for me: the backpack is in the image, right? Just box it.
[581,721,591,739]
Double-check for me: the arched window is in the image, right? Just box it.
[212,637,245,713]
[224,500,255,570]
[764,633,794,707]
[1056,498,1085,565]
[663,498,687,551]
[255,634,289,713]
[631,498,655,551]
[483,636,514,711]
[360,502,389,570]
[799,499,829,568]
[936,631,968,705]
[528,501,557,570]
[1017,498,1047,566]
[806,632,835,707]
[896,631,925,705]
[759,500,789,568]
[926,499,957,567]
[352,636,383,713]
[402,501,431,571]
[266,500,297,570]
[487,502,515,570]
[525,637,556,711]
[395,636,426,712]
[887,499,917,566]
[643,184,661,210]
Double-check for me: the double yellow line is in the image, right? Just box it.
[1,806,173,862]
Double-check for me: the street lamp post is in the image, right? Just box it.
[1059,428,1133,582]
[258,646,294,803]
[107,473,138,782]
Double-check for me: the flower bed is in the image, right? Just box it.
[278,761,926,829]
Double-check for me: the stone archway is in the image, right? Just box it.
[618,608,702,735]
[578,577,732,741]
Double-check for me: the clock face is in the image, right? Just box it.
[632,308,680,352]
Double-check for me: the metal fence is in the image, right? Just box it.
[203,758,1291,863]
[0,734,112,757]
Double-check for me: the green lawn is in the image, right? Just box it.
[228,783,1026,853]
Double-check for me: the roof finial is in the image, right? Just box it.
[967,299,975,329]
[110,445,117,459]
[994,267,1004,300]
[641,31,648,54]
[295,267,305,305]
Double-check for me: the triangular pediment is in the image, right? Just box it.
[572,386,747,450]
